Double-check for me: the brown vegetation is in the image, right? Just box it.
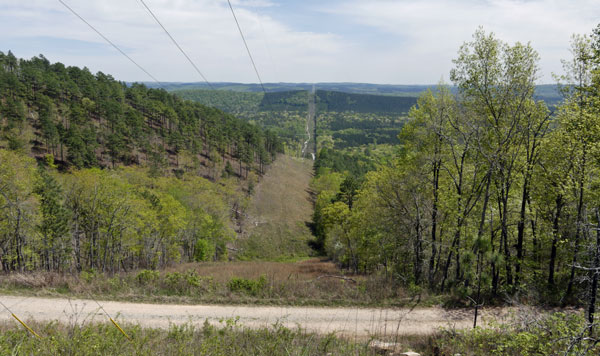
[0,259,425,307]
[236,155,316,260]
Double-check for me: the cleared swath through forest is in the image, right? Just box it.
[302,87,316,160]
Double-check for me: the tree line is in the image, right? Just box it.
[313,26,600,306]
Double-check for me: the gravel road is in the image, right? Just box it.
[0,295,511,337]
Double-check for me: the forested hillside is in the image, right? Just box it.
[315,90,416,113]
[175,88,412,152]
[0,51,286,272]
[0,51,283,175]
[312,28,600,312]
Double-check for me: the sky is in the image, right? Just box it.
[1,0,599,84]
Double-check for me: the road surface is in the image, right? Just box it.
[0,295,510,336]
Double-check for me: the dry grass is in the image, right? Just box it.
[238,155,316,260]
[0,259,426,307]
[166,258,339,282]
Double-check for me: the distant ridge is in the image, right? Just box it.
[147,82,562,107]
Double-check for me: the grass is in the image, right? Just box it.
[420,311,600,355]
[0,319,380,356]
[237,155,316,260]
[0,259,443,307]
[2,311,594,355]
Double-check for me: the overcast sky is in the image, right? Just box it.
[1,0,599,84]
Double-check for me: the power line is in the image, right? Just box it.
[137,0,214,90]
[226,0,266,94]
[57,0,164,87]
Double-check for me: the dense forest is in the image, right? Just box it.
[0,51,283,174]
[315,90,416,113]
[0,52,286,272]
[174,88,414,151]
[312,26,600,313]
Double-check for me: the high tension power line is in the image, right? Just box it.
[137,0,214,90]
[226,0,266,93]
[57,0,164,87]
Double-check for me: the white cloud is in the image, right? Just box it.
[0,0,598,83]
[319,0,600,83]
[0,0,345,83]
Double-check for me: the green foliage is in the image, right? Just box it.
[227,275,267,296]
[0,320,376,356]
[176,87,410,155]
[0,52,283,172]
[0,149,39,271]
[34,167,70,270]
[431,313,600,355]
[173,89,263,112]
[310,25,600,310]
[136,269,159,285]
[314,147,376,178]
[194,239,215,262]
[0,149,240,272]
[162,270,212,294]
[80,270,99,284]
[316,89,416,113]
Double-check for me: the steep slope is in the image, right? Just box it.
[0,52,285,272]
[0,51,283,177]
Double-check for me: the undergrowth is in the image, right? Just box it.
[0,263,438,307]
[0,320,377,356]
[404,312,600,356]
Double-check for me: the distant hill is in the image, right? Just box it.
[152,82,434,96]
[173,89,417,114]
[156,82,563,105]
[169,82,562,152]
[315,90,416,113]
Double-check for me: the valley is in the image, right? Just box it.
[0,18,600,355]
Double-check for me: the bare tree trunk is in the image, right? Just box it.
[473,173,491,328]
[429,160,440,288]
[587,208,600,335]
[515,173,530,286]
[566,153,587,303]
[548,194,563,287]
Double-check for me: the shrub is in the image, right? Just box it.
[431,312,600,355]
[164,270,211,295]
[227,275,267,296]
[164,272,185,294]
[80,270,99,284]
[136,269,160,285]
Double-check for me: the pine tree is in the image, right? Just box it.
[35,167,70,270]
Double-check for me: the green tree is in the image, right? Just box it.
[34,167,70,270]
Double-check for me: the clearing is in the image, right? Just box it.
[237,155,315,260]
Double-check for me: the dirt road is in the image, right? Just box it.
[0,295,509,336]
